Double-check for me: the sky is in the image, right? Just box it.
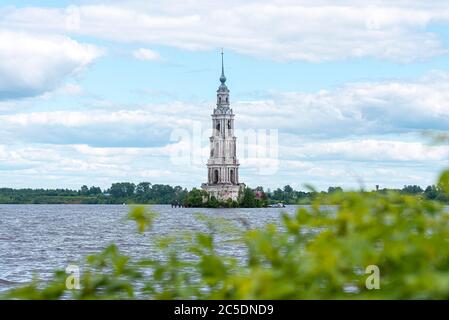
[1,0,449,191]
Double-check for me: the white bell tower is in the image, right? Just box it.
[202,50,244,201]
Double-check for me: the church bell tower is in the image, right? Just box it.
[202,50,245,201]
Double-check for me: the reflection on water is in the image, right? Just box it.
[0,204,302,292]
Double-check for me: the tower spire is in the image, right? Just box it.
[220,48,226,84]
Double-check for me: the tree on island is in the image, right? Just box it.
[239,187,256,208]
[184,188,208,207]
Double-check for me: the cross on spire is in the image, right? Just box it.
[220,48,226,84]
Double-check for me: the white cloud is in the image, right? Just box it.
[1,71,449,146]
[2,1,449,62]
[133,48,163,61]
[236,71,449,135]
[52,83,84,96]
[0,100,206,127]
[281,139,449,162]
[1,140,444,191]
[0,30,103,100]
[0,142,189,189]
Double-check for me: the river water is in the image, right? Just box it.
[0,204,301,292]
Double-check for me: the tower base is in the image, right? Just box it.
[201,183,245,202]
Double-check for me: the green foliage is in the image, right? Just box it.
[438,171,449,195]
[0,188,84,204]
[327,186,343,194]
[223,198,239,208]
[0,183,188,205]
[134,184,187,205]
[184,188,208,207]
[79,185,102,196]
[127,206,157,234]
[401,185,423,195]
[239,187,256,208]
[423,185,449,202]
[269,186,310,204]
[109,182,136,199]
[206,196,220,208]
[4,170,449,299]
[184,190,240,208]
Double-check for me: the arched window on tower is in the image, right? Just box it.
[213,169,219,184]
[230,169,235,184]
[216,122,220,135]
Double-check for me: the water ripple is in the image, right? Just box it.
[0,204,300,291]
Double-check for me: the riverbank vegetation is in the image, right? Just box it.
[4,170,449,299]
[1,182,448,206]
[183,187,267,208]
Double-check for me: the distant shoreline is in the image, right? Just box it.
[1,183,447,206]
[0,202,297,207]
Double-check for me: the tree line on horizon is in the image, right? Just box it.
[0,182,448,205]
